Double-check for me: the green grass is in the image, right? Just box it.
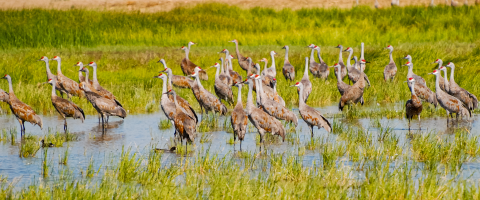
[0,5,479,117]
[158,119,172,130]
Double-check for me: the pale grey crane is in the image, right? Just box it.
[334,45,347,80]
[39,56,67,97]
[339,59,368,111]
[249,73,276,103]
[154,73,177,137]
[218,57,233,86]
[308,45,321,78]
[299,57,313,103]
[158,59,192,89]
[230,39,255,74]
[166,89,197,154]
[429,69,470,122]
[445,62,478,111]
[433,59,447,92]
[281,45,295,81]
[403,62,437,107]
[2,75,43,137]
[383,45,397,81]
[243,78,285,151]
[403,55,427,86]
[258,58,274,88]
[231,82,248,151]
[50,56,84,99]
[405,77,422,130]
[74,62,92,84]
[255,75,298,126]
[47,78,85,132]
[211,62,234,104]
[313,46,330,80]
[357,42,366,71]
[294,82,331,137]
[262,51,277,78]
[189,67,227,118]
[181,43,208,80]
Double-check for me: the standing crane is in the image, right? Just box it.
[230,39,255,75]
[405,77,423,130]
[47,78,85,132]
[218,57,233,86]
[188,67,227,118]
[166,89,197,154]
[299,57,313,103]
[154,73,176,137]
[258,59,274,88]
[445,62,478,112]
[271,78,285,107]
[281,45,295,81]
[181,42,208,80]
[433,59,447,92]
[308,45,321,78]
[294,82,331,137]
[211,62,234,104]
[334,45,347,80]
[50,56,84,99]
[345,49,371,86]
[403,55,427,86]
[383,45,397,81]
[87,62,123,108]
[313,46,330,80]
[226,54,243,85]
[2,75,43,137]
[429,69,470,123]
[242,77,285,151]
[403,62,437,107]
[231,82,248,151]
[339,59,368,111]
[39,56,67,96]
[262,51,277,78]
[158,59,192,89]
[74,62,93,84]
[255,75,298,126]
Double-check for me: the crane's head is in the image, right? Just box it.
[211,63,220,69]
[2,74,9,80]
[79,67,88,72]
[188,41,196,46]
[385,45,393,50]
[314,45,320,50]
[343,47,353,52]
[229,54,234,59]
[282,45,287,49]
[433,58,443,65]
[47,78,54,84]
[164,89,174,95]
[229,39,238,43]
[74,62,83,67]
[335,44,343,49]
[307,44,315,49]
[429,69,440,75]
[79,82,87,91]
[272,78,276,82]
[51,56,60,61]
[157,58,166,65]
[445,62,454,68]
[333,63,340,68]
[270,51,277,56]
[87,62,96,67]
[259,58,267,63]
[254,74,261,80]
[439,66,447,71]
[360,59,369,64]
[180,46,187,51]
[403,55,412,60]
[407,77,415,83]
[39,56,48,62]
[220,49,228,54]
[403,62,412,67]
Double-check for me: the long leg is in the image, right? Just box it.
[418,115,421,130]
[240,140,242,151]
[64,118,68,133]
[446,110,450,126]
[310,125,314,138]
[408,117,411,131]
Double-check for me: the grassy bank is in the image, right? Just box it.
[0,5,480,117]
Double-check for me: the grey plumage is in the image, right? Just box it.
[294,82,331,137]
[212,62,234,104]
[445,62,478,111]
[384,45,397,81]
[403,62,437,107]
[189,67,227,116]
[430,69,470,121]
[281,45,295,81]
[299,57,313,103]
[47,78,85,132]
[231,83,248,151]
[334,45,348,80]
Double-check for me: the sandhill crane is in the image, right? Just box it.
[2,75,43,137]
[299,57,313,103]
[165,89,196,153]
[405,77,422,130]
[231,82,248,151]
[180,44,208,80]
[433,59,447,92]
[0,88,8,103]
[39,56,67,96]
[87,62,123,108]
[335,45,347,80]
[158,59,192,89]
[403,55,427,86]
[189,67,227,117]
[333,63,365,105]
[308,45,321,78]
[351,56,371,87]
[230,39,255,74]
[403,62,437,107]
[383,45,397,81]
[156,72,197,123]
[294,82,331,137]
[242,78,285,151]
[263,51,277,78]
[74,62,93,84]
[245,57,257,75]
[153,73,176,136]
[255,75,298,126]
[47,78,85,132]
[375,0,382,8]
[226,54,243,85]
[313,46,330,80]
[218,57,233,86]
[50,56,84,99]
[429,69,470,123]
[339,59,368,111]
[271,78,286,107]
[281,45,295,81]
[211,62,234,104]
[79,82,127,128]
[445,62,478,111]
[258,59,274,88]
[249,73,277,103]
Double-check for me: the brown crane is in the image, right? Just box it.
[339,59,368,111]
[281,45,295,81]
[211,61,234,104]
[433,59,448,92]
[2,75,43,137]
[158,59,192,89]
[39,56,67,97]
[218,57,233,86]
[231,82,248,151]
[180,44,208,80]
[333,63,364,104]
[74,62,93,85]
[405,77,423,130]
[334,45,347,80]
[294,82,331,137]
[230,39,255,74]
[47,78,85,132]
[403,62,437,107]
[242,77,285,151]
[86,62,123,108]
[383,45,397,81]
[257,59,274,88]
[166,89,197,153]
[312,46,330,80]
[50,56,84,99]
[445,62,478,112]
[299,57,313,103]
[0,88,8,103]
[188,67,227,118]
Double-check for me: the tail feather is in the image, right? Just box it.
[115,99,123,107]
[320,115,332,133]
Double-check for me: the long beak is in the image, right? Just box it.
[159,69,167,72]
[153,76,159,78]
[365,61,370,63]
[290,85,296,87]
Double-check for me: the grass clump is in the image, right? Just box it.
[19,134,40,158]
[158,119,172,130]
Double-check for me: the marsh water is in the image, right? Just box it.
[1,104,479,189]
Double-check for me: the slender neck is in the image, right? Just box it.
[92,65,98,84]
[234,42,240,57]
[161,78,168,96]
[263,62,267,72]
[310,48,315,62]
[304,59,309,77]
[270,53,276,70]
[246,82,254,113]
[56,60,62,74]
[360,43,364,59]
[44,60,52,75]
[408,65,413,75]
[220,58,225,74]
[449,66,455,83]
[347,50,353,67]
[298,85,305,106]
[228,59,233,70]
[187,43,193,50]
[256,65,261,75]
[173,93,179,108]
[78,65,83,79]
[336,67,342,83]
[435,73,440,93]
[284,47,289,61]
[236,85,242,104]
[226,60,231,75]
[7,77,13,94]
[407,57,412,63]
[389,50,393,63]
[195,75,203,88]
[437,61,443,69]
[316,48,323,62]
[410,82,416,96]
[84,69,90,83]
[215,66,220,78]
[184,48,189,60]
[338,47,343,62]
[255,79,262,105]
[51,80,57,96]
[167,70,173,88]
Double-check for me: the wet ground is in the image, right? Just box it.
[0,105,479,189]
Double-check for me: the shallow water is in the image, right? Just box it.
[0,104,479,189]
